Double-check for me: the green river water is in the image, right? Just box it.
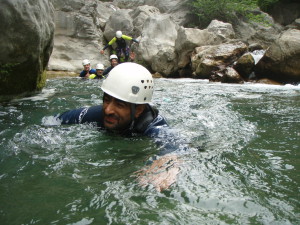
[0,78,299,225]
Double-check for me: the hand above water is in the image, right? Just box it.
[134,154,181,192]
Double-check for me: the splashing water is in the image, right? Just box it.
[0,77,299,224]
[251,49,265,64]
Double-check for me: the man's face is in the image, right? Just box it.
[96,69,103,76]
[111,59,118,67]
[103,94,132,131]
[102,94,144,131]
[83,64,90,71]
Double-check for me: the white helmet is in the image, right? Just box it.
[116,30,122,38]
[109,54,118,60]
[96,63,104,70]
[82,59,90,66]
[101,62,154,104]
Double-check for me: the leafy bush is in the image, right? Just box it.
[187,0,273,28]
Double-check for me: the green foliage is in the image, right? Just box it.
[187,0,272,28]
[36,70,47,91]
[187,0,233,28]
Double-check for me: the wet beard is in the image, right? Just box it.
[104,114,133,135]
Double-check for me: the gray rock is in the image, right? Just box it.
[176,20,235,69]
[131,5,160,36]
[48,1,112,71]
[234,53,255,79]
[255,29,300,82]
[136,14,178,74]
[234,13,283,48]
[207,20,235,40]
[191,41,248,79]
[0,0,55,97]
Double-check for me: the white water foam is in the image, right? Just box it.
[13,88,56,102]
[41,115,62,126]
[251,49,265,64]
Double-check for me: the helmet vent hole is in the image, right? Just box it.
[141,80,144,83]
[144,86,147,89]
[144,97,147,101]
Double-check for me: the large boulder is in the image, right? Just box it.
[103,9,134,41]
[175,20,235,69]
[131,5,160,36]
[234,11,283,48]
[255,29,300,83]
[113,0,193,26]
[0,0,55,98]
[175,27,214,69]
[191,41,248,79]
[234,53,255,79]
[136,14,178,75]
[207,20,235,40]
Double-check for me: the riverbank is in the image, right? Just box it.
[46,70,78,78]
[46,70,164,79]
[46,70,285,85]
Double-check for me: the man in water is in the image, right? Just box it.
[102,54,119,76]
[100,30,139,62]
[89,63,105,79]
[59,62,179,191]
[79,59,96,78]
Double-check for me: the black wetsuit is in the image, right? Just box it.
[58,104,168,136]
[103,66,114,76]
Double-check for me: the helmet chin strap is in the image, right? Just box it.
[129,104,136,130]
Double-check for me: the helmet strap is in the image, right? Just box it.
[129,104,136,130]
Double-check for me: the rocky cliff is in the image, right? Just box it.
[47,0,300,84]
[1,0,298,98]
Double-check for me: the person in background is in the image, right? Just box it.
[89,63,105,79]
[58,62,180,191]
[79,59,96,78]
[103,54,119,76]
[100,30,139,62]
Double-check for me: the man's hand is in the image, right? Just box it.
[100,50,104,54]
[129,52,136,61]
[134,155,180,192]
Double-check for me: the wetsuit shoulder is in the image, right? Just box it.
[103,66,113,76]
[79,70,87,77]
[59,105,104,127]
[89,69,96,74]
[133,105,168,136]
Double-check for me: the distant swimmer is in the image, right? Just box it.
[89,63,105,79]
[79,59,96,78]
[100,30,139,62]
